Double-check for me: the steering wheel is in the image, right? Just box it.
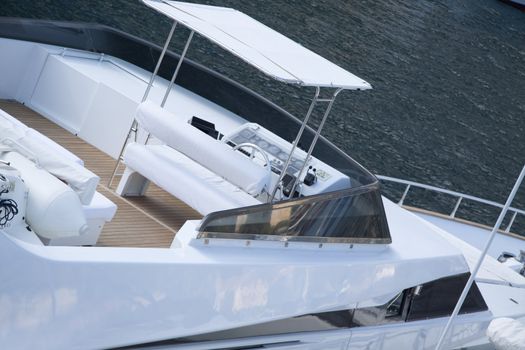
[233,142,272,192]
[233,143,271,167]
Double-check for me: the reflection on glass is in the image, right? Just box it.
[353,291,406,327]
[385,292,404,318]
[199,185,390,243]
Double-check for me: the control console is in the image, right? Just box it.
[225,123,351,199]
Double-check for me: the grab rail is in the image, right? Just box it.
[377,175,525,235]
[57,48,150,84]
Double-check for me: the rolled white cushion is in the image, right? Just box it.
[124,143,260,215]
[135,101,270,196]
[487,317,525,350]
[2,152,88,239]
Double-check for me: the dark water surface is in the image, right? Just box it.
[1,0,525,227]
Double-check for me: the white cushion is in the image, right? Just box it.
[0,109,84,166]
[124,143,260,215]
[2,152,88,239]
[487,317,525,350]
[0,117,99,204]
[0,109,26,130]
[26,128,84,167]
[83,191,117,221]
[135,101,270,196]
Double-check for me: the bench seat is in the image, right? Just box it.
[1,108,117,246]
[118,143,261,216]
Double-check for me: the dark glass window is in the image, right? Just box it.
[198,183,391,244]
[406,273,488,321]
[386,291,405,318]
[117,275,488,348]
[352,290,409,327]
[352,274,487,326]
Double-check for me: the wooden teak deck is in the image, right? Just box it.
[0,100,201,248]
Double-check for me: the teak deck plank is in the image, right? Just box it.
[0,100,201,248]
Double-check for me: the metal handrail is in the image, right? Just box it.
[377,175,525,234]
[57,48,149,84]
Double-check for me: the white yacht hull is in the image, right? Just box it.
[0,226,501,350]
[0,24,524,350]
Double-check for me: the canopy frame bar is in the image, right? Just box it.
[143,21,178,105]
[289,88,343,197]
[109,20,178,187]
[270,87,342,202]
[270,87,319,201]
[161,29,194,107]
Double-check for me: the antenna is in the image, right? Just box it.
[435,164,525,350]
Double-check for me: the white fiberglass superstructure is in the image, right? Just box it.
[0,1,524,349]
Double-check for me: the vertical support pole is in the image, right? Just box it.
[161,30,194,108]
[142,21,178,103]
[108,21,177,188]
[505,210,518,233]
[450,197,463,218]
[399,184,411,206]
[434,164,525,350]
[289,88,343,196]
[270,87,320,202]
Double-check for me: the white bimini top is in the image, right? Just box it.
[142,0,371,90]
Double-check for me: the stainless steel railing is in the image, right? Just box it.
[57,47,150,84]
[377,175,525,235]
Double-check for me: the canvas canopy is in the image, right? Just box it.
[142,0,371,90]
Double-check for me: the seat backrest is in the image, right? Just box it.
[135,101,270,196]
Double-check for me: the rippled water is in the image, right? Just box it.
[1,0,525,226]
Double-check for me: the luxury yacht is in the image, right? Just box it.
[0,1,524,349]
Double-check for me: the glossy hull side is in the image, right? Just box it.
[0,219,475,350]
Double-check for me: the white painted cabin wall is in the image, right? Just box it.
[0,39,41,100]
[24,53,139,157]
[30,55,99,133]
[0,38,248,159]
[0,39,135,157]
[77,83,137,157]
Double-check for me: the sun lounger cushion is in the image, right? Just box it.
[0,115,99,204]
[123,143,260,215]
[0,109,83,166]
[135,101,270,196]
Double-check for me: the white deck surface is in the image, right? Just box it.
[415,212,525,258]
